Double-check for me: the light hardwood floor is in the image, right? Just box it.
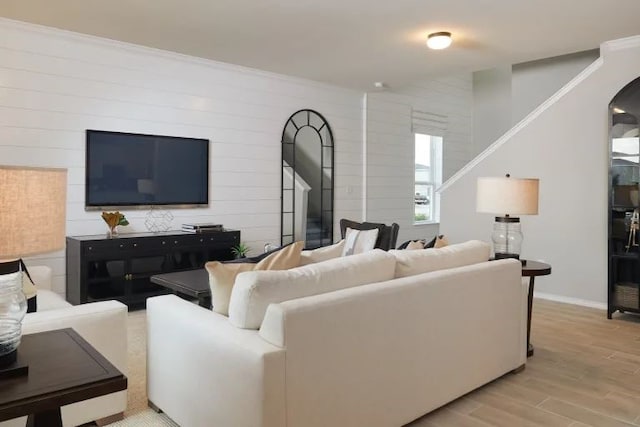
[125,299,640,426]
[408,299,640,427]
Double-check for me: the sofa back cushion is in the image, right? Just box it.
[390,240,490,278]
[228,249,396,329]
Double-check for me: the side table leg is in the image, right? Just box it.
[27,408,63,427]
[527,276,535,357]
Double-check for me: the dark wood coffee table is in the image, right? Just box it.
[522,260,552,357]
[150,268,211,308]
[0,328,127,427]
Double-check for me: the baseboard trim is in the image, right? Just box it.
[534,291,607,311]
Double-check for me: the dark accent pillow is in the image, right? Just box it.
[223,242,292,264]
[396,235,443,250]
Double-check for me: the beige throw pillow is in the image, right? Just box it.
[206,241,304,316]
[406,240,425,250]
[434,236,449,248]
[299,240,346,266]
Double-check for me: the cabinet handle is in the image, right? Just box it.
[119,244,124,248]
[88,246,92,251]
[162,241,166,245]
[133,243,137,247]
[174,240,178,244]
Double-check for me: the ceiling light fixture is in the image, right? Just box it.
[613,107,626,114]
[426,32,452,50]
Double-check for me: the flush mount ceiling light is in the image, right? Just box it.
[426,32,452,50]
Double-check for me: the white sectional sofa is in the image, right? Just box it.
[1,266,128,427]
[147,241,527,427]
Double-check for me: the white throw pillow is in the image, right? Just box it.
[341,228,378,256]
[390,240,491,278]
[228,249,396,329]
[299,240,346,266]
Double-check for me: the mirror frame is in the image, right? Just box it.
[280,109,335,248]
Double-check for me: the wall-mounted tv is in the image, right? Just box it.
[85,130,209,210]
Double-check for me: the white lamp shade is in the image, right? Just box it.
[0,166,67,259]
[476,176,539,215]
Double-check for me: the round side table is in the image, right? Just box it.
[521,260,551,357]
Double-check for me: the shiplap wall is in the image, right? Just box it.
[365,77,474,244]
[0,19,364,296]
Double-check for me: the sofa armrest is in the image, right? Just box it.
[146,295,285,427]
[22,300,128,374]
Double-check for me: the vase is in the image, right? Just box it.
[107,226,118,238]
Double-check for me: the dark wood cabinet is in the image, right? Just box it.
[66,230,240,308]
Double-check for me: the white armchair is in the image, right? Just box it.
[1,266,128,427]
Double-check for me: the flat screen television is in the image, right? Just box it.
[85,130,209,209]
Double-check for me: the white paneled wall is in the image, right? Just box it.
[0,19,363,296]
[365,76,473,245]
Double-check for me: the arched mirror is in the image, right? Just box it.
[281,109,334,249]
[608,76,640,319]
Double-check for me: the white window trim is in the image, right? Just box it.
[414,134,443,225]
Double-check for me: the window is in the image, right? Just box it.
[414,133,443,223]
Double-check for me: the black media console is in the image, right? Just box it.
[66,230,240,308]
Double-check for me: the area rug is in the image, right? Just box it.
[106,409,177,426]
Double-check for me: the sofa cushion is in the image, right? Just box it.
[37,289,73,311]
[390,240,491,278]
[228,249,396,329]
[206,241,303,316]
[342,228,378,256]
[299,240,345,266]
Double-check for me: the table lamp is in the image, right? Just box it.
[476,174,539,259]
[0,166,67,375]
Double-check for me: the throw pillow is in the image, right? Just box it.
[406,240,425,250]
[341,227,379,256]
[299,240,346,266]
[397,234,446,250]
[206,241,304,316]
[434,235,449,248]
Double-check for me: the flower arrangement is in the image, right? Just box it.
[102,211,129,237]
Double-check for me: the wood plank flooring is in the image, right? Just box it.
[408,299,640,427]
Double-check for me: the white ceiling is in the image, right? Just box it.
[1,0,639,90]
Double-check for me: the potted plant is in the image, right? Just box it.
[231,242,250,259]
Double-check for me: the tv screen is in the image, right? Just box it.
[85,130,209,209]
